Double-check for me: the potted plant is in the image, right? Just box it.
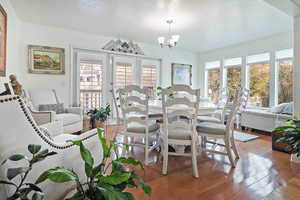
[276,119,300,164]
[156,86,173,99]
[0,144,57,199]
[37,128,151,200]
[88,104,111,129]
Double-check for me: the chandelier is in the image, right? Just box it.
[158,20,180,48]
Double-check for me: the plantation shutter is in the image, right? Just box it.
[142,65,157,89]
[115,62,133,89]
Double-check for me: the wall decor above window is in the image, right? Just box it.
[28,45,65,74]
[171,63,192,86]
[0,3,7,77]
[102,39,144,55]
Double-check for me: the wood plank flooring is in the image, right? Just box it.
[92,125,300,200]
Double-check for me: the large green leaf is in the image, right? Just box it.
[97,129,110,158]
[85,163,93,178]
[80,142,94,167]
[7,167,29,180]
[47,168,79,183]
[98,172,131,185]
[32,192,44,200]
[8,154,25,161]
[25,183,42,192]
[138,178,152,195]
[36,167,78,184]
[117,157,143,169]
[28,144,41,154]
[98,184,133,200]
[32,150,57,164]
[65,192,85,200]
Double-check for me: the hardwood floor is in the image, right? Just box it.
[94,125,300,200]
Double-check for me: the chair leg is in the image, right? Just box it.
[191,140,199,178]
[225,139,235,167]
[123,135,128,157]
[145,136,149,165]
[162,140,168,175]
[231,137,239,159]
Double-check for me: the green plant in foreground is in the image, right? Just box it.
[0,145,57,200]
[36,128,151,200]
[276,119,300,157]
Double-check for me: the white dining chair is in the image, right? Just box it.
[119,85,160,165]
[196,90,242,167]
[161,85,200,178]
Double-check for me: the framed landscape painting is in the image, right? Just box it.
[28,45,65,74]
[171,63,192,85]
[0,4,7,77]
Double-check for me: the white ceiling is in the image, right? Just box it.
[10,0,293,53]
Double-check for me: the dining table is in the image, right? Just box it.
[147,99,218,116]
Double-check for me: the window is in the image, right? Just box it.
[205,61,221,103]
[247,53,270,107]
[142,65,157,89]
[115,62,133,89]
[224,57,242,101]
[276,49,293,104]
[80,59,103,113]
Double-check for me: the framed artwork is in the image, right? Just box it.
[28,45,65,74]
[171,63,192,85]
[0,4,7,77]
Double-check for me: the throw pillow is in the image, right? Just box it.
[56,103,65,114]
[39,104,58,112]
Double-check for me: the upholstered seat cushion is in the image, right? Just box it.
[55,113,81,126]
[196,122,226,135]
[53,134,78,143]
[167,128,192,140]
[197,116,221,123]
[126,122,159,134]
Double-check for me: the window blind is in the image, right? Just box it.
[79,59,103,113]
[142,65,157,89]
[247,53,270,64]
[276,49,293,60]
[205,60,220,70]
[116,62,133,89]
[224,57,242,68]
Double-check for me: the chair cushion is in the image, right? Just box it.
[197,116,221,123]
[126,122,159,134]
[196,122,226,135]
[167,129,192,140]
[55,113,81,126]
[53,134,78,143]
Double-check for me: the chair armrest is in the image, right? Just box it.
[29,108,56,125]
[66,107,83,117]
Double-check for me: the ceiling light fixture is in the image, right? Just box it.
[158,20,180,48]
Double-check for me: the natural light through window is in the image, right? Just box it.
[205,61,221,103]
[224,57,242,101]
[116,62,133,89]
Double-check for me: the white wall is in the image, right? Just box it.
[198,32,293,96]
[0,0,21,84]
[16,22,198,105]
[294,16,300,118]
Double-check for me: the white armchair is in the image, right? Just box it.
[27,89,83,134]
[0,95,103,200]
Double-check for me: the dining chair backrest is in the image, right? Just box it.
[217,88,228,107]
[225,90,242,137]
[162,85,200,136]
[119,85,150,131]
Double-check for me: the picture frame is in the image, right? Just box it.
[171,63,192,85]
[28,45,65,74]
[0,4,7,77]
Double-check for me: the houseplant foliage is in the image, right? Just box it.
[36,129,151,200]
[88,104,112,128]
[276,119,300,157]
[0,144,57,200]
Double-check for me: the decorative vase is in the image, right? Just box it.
[291,153,300,164]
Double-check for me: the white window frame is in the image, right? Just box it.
[246,52,271,107]
[275,48,294,105]
[73,51,108,107]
